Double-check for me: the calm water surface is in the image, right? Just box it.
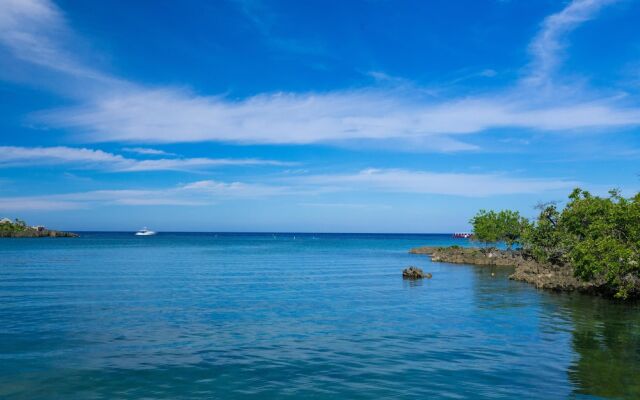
[1,233,639,399]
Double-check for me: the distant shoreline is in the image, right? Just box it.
[0,230,79,238]
[41,231,459,235]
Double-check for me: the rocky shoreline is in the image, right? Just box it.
[409,246,638,298]
[0,229,79,238]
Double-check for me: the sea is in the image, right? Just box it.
[1,232,639,399]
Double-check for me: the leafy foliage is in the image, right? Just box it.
[471,188,640,299]
[520,203,568,265]
[559,189,640,299]
[0,218,27,232]
[469,209,529,249]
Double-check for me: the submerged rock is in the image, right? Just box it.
[402,266,431,279]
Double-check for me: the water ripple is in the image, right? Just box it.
[1,233,639,399]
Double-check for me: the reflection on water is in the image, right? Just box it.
[468,263,640,399]
[562,295,640,399]
[402,277,424,288]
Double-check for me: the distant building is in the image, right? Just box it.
[32,225,46,232]
[0,218,12,224]
[452,232,473,239]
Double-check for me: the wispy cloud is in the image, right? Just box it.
[524,0,618,87]
[0,166,582,210]
[0,0,121,86]
[0,145,124,166]
[0,0,635,153]
[234,0,327,56]
[118,157,293,172]
[0,179,292,210]
[290,168,579,197]
[122,147,175,156]
[300,202,392,210]
[0,197,82,211]
[33,89,640,149]
[0,146,294,172]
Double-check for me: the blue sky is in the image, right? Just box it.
[1,0,640,232]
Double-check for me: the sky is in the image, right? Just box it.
[1,0,640,232]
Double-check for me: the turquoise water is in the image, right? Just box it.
[1,233,639,399]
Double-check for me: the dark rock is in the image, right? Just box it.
[409,245,640,298]
[409,246,520,266]
[402,266,431,279]
[0,229,78,238]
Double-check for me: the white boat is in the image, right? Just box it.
[135,227,156,236]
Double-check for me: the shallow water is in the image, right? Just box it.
[1,233,639,399]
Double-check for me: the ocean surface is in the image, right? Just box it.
[1,232,639,399]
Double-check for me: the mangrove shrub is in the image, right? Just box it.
[471,188,640,299]
[469,209,529,249]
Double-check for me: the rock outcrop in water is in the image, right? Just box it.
[0,227,78,238]
[402,266,432,279]
[1,217,78,238]
[409,246,639,298]
[410,246,522,267]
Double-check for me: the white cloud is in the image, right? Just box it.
[116,157,293,172]
[1,0,636,152]
[0,145,125,165]
[0,146,293,171]
[34,88,640,148]
[0,0,120,85]
[0,168,581,210]
[525,0,618,86]
[291,168,579,197]
[121,147,175,156]
[0,198,81,210]
[0,179,293,210]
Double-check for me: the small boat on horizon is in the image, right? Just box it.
[135,227,156,236]
[452,232,473,239]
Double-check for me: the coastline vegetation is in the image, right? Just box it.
[470,188,640,299]
[0,218,29,234]
[0,218,78,238]
[469,209,527,249]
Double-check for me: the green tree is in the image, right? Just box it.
[562,189,640,299]
[521,202,570,265]
[0,217,29,234]
[470,209,528,249]
[517,188,640,299]
[497,210,529,249]
[470,210,501,247]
